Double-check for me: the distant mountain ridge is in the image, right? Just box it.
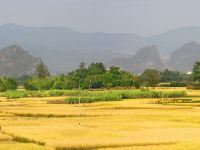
[109,45,165,73]
[0,23,200,73]
[0,45,41,77]
[168,41,200,72]
[110,41,200,73]
[0,43,199,76]
[148,26,200,55]
[0,23,146,73]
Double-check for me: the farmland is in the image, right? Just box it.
[0,88,200,150]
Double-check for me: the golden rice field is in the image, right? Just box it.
[1,88,200,150]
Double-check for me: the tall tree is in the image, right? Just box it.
[73,62,88,89]
[193,62,200,82]
[88,62,106,75]
[35,62,50,79]
[140,69,160,89]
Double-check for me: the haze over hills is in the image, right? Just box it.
[110,41,200,73]
[109,45,165,74]
[0,23,200,73]
[168,41,200,72]
[148,26,200,55]
[0,23,147,73]
[0,45,41,77]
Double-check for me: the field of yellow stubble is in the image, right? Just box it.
[1,89,200,150]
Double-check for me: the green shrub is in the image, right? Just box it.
[24,78,54,90]
[0,78,17,92]
[2,91,28,99]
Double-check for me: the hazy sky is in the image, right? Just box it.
[0,0,200,36]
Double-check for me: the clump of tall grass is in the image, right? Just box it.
[117,90,186,99]
[1,90,28,99]
[1,90,100,99]
[13,136,45,146]
[47,99,66,104]
[65,93,122,104]
[64,90,186,104]
[154,98,192,104]
[160,91,186,98]
[1,131,45,146]
[1,89,186,100]
[56,142,177,150]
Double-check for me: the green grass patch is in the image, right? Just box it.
[63,90,187,104]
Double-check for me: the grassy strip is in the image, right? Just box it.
[0,132,13,142]
[1,90,104,99]
[63,91,187,104]
[65,93,122,104]
[2,131,45,146]
[56,142,177,150]
[13,136,45,146]
[5,112,111,118]
[119,91,187,99]
[154,98,192,104]
[1,90,186,101]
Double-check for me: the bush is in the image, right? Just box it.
[24,78,54,90]
[2,91,28,99]
[0,78,17,92]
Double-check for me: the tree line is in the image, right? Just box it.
[1,61,200,91]
[24,62,135,90]
[24,61,195,90]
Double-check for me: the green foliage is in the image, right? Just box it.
[35,61,50,79]
[160,69,179,82]
[140,69,160,89]
[16,75,29,86]
[63,90,186,104]
[1,89,99,99]
[24,77,54,90]
[88,62,106,75]
[65,93,122,104]
[159,69,192,87]
[2,90,28,99]
[23,62,195,91]
[193,62,200,82]
[1,89,186,100]
[0,77,17,92]
[25,62,135,90]
[118,90,186,99]
[133,76,141,89]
